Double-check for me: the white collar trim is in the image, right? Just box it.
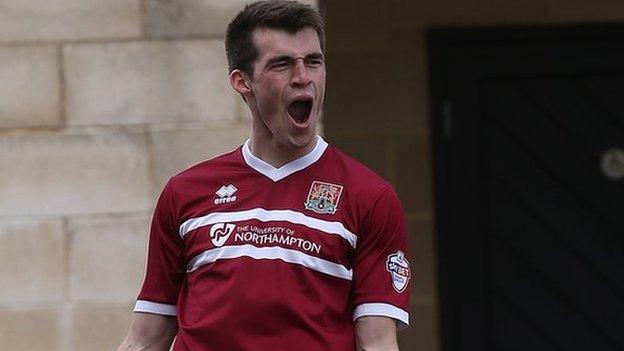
[242,135,328,182]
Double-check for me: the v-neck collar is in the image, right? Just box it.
[242,135,328,182]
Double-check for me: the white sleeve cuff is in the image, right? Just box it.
[353,303,410,330]
[134,300,178,316]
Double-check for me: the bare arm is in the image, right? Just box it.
[355,316,400,351]
[117,312,178,351]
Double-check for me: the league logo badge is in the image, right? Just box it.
[209,223,235,247]
[304,181,344,215]
[386,250,411,293]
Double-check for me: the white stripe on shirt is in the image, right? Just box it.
[353,302,410,329]
[187,244,353,281]
[134,300,177,316]
[179,208,357,248]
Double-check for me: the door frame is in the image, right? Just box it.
[427,23,624,351]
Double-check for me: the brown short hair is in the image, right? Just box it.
[225,0,325,76]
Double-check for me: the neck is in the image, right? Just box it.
[248,135,318,168]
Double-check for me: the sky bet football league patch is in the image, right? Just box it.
[386,250,411,293]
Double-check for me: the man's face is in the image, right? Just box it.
[246,27,326,151]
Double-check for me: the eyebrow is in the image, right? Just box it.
[265,52,325,67]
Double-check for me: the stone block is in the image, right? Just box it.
[68,214,150,301]
[0,132,152,217]
[0,306,63,350]
[0,0,141,42]
[65,40,240,126]
[407,216,437,298]
[394,134,433,213]
[397,300,439,351]
[0,218,65,303]
[324,0,398,53]
[326,136,393,181]
[151,123,250,191]
[68,302,134,351]
[548,0,624,21]
[0,46,60,129]
[324,48,429,134]
[146,0,317,38]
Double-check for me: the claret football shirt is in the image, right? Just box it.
[135,136,411,351]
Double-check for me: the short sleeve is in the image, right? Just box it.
[352,185,411,329]
[134,180,185,316]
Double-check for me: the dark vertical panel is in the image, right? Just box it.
[490,293,562,351]
[429,24,624,351]
[488,237,618,351]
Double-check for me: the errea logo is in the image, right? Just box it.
[214,184,237,205]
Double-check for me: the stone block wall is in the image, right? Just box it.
[0,1,302,349]
[322,1,624,350]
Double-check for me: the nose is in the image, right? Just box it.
[290,58,311,86]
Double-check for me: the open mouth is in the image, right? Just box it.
[287,98,313,124]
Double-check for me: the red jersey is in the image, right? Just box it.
[135,136,411,350]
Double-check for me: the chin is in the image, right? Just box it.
[288,132,316,149]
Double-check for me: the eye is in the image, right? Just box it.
[305,58,324,67]
[270,61,291,71]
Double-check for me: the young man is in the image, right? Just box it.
[118,1,411,350]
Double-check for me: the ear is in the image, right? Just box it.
[229,69,252,97]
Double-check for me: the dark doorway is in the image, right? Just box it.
[429,24,624,351]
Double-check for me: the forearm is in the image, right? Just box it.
[117,335,174,351]
[355,335,400,350]
[355,316,400,351]
[116,313,178,351]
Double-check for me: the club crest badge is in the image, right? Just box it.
[304,181,344,215]
[386,250,411,293]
